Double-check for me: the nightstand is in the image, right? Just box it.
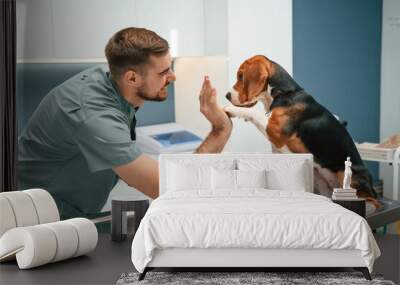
[332,198,366,218]
[111,197,149,242]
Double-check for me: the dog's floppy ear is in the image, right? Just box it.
[260,66,269,88]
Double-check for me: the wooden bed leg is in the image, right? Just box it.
[138,268,148,281]
[354,267,372,280]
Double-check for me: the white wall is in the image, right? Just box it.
[224,0,292,152]
[173,0,292,153]
[380,0,400,199]
[174,56,229,138]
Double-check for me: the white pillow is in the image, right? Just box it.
[236,169,268,189]
[211,168,236,190]
[211,169,268,190]
[167,162,211,191]
[238,159,307,191]
[266,164,306,191]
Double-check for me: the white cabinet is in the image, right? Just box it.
[17,0,221,61]
[134,0,205,57]
[204,0,228,56]
[17,0,135,61]
[51,0,135,59]
[17,0,54,60]
[356,143,400,200]
[134,0,228,57]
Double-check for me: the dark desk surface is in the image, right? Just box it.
[1,234,398,285]
[367,197,400,229]
[0,234,134,285]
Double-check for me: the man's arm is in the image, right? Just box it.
[113,76,232,198]
[195,128,231,153]
[112,126,231,198]
[112,154,159,199]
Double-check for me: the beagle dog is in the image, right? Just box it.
[224,55,380,209]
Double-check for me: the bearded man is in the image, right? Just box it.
[18,27,232,218]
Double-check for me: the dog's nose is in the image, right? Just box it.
[225,92,231,101]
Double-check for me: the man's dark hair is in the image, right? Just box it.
[105,27,169,78]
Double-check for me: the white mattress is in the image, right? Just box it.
[131,190,380,273]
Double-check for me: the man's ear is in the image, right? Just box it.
[124,69,141,86]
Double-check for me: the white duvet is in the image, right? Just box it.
[131,190,380,273]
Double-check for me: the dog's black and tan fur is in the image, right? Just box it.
[225,55,379,207]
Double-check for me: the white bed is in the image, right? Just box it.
[131,153,380,280]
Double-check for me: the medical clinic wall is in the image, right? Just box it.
[293,0,382,181]
[173,0,293,153]
[224,0,293,152]
[380,0,400,198]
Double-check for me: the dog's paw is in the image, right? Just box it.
[223,105,250,120]
[223,105,238,118]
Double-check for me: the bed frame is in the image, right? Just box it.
[138,153,372,280]
[140,248,370,280]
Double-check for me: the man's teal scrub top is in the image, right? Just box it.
[18,65,142,219]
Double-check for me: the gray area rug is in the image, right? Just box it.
[116,271,396,285]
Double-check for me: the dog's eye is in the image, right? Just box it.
[238,73,243,81]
